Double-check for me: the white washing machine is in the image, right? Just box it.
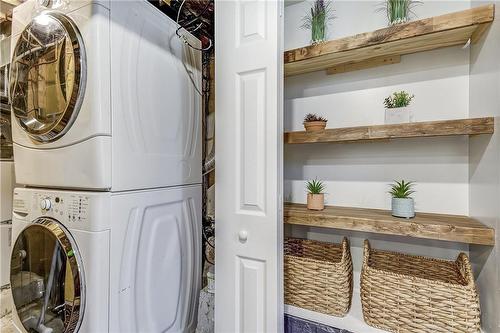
[10,185,201,333]
[10,0,202,191]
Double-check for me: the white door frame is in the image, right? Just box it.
[215,0,284,332]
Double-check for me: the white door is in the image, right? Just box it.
[215,0,283,332]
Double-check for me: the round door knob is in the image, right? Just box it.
[40,199,51,210]
[238,230,248,243]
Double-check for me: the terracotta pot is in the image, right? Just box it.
[304,121,327,132]
[307,193,324,210]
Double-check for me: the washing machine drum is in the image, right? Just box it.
[10,218,85,333]
[10,12,86,143]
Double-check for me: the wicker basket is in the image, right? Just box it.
[284,237,353,317]
[360,240,481,333]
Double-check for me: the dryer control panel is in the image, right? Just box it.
[13,188,110,232]
[13,190,90,224]
[34,193,90,223]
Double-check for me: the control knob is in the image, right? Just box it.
[40,198,52,211]
[38,0,51,7]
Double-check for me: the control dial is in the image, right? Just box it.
[38,0,51,7]
[40,198,52,211]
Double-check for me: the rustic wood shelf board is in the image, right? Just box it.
[284,117,494,144]
[284,4,495,76]
[284,203,495,245]
[326,55,401,75]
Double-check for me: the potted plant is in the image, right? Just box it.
[384,91,415,124]
[301,0,335,45]
[306,179,326,210]
[303,113,327,132]
[389,180,415,218]
[378,0,421,26]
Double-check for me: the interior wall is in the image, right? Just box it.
[468,1,500,332]
[285,0,470,50]
[284,0,477,328]
[284,1,471,216]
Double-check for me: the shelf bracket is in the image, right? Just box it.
[462,38,471,49]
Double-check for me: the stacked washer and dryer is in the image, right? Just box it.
[1,33,15,298]
[9,0,202,332]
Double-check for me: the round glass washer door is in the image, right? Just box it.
[10,217,85,333]
[10,12,86,143]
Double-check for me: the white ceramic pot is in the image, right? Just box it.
[391,197,415,219]
[385,106,414,124]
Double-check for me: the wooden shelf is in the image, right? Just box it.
[284,203,495,245]
[284,117,494,144]
[284,5,495,76]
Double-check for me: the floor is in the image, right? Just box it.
[0,286,13,333]
[1,286,350,333]
[285,314,352,333]
[0,313,13,333]
[196,287,215,333]
[1,314,350,333]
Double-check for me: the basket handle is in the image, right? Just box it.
[341,237,349,260]
[456,252,475,286]
[362,239,371,267]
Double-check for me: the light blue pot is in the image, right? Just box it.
[391,198,415,219]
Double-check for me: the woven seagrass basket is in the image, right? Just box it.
[284,237,353,317]
[360,240,481,333]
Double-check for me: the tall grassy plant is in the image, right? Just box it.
[301,0,334,44]
[378,0,421,26]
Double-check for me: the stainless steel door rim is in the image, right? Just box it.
[10,217,85,333]
[10,12,86,143]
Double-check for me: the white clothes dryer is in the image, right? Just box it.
[10,185,201,333]
[10,0,202,191]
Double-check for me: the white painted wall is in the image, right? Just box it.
[284,47,471,214]
[283,0,494,331]
[468,1,500,332]
[284,0,471,216]
[285,0,470,50]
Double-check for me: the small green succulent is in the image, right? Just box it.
[389,180,415,198]
[384,91,415,108]
[304,113,327,123]
[306,179,325,194]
